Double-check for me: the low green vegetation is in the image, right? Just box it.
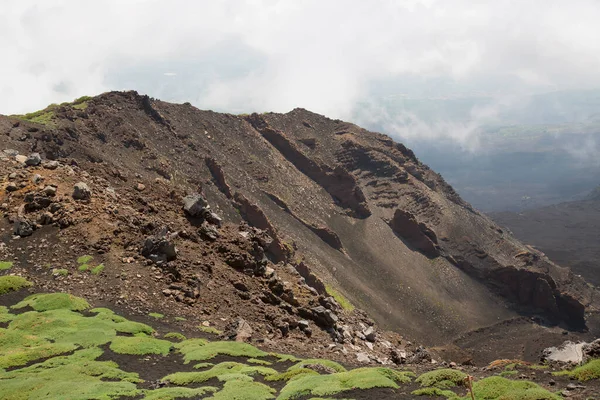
[0,347,142,399]
[91,264,105,275]
[0,276,32,295]
[288,358,347,373]
[14,105,58,126]
[13,293,90,311]
[208,379,276,400]
[53,268,69,276]
[412,387,459,397]
[463,376,561,400]
[277,367,413,400]
[415,368,468,388]
[175,340,268,362]
[143,386,218,400]
[148,312,164,319]
[163,362,277,385]
[0,261,13,271]
[554,358,600,381]
[77,255,94,265]
[109,336,173,356]
[199,325,222,335]
[165,332,187,341]
[325,284,355,311]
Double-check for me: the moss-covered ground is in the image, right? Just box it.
[0,290,577,399]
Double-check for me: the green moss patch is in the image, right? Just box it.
[325,285,355,312]
[206,379,276,399]
[554,358,600,381]
[175,340,267,363]
[164,332,187,341]
[416,368,467,388]
[0,276,32,295]
[463,376,560,400]
[0,261,13,271]
[142,386,218,400]
[412,387,459,397]
[199,326,222,335]
[148,312,164,319]
[91,264,105,275]
[53,268,69,276]
[12,293,90,311]
[277,367,413,400]
[288,358,347,373]
[162,361,277,385]
[77,255,93,265]
[0,347,141,399]
[110,336,172,356]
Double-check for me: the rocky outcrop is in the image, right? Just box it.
[246,114,370,218]
[265,191,344,252]
[206,157,232,199]
[388,209,439,258]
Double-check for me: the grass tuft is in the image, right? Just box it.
[110,336,172,356]
[148,312,164,319]
[554,358,600,381]
[91,264,105,275]
[325,284,354,311]
[277,367,412,400]
[199,326,222,335]
[0,276,32,295]
[12,293,90,311]
[206,379,275,399]
[0,261,14,271]
[461,376,561,400]
[164,332,187,341]
[416,368,467,388]
[162,361,277,385]
[142,386,218,400]
[175,340,267,363]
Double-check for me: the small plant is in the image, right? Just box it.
[91,264,105,275]
[149,312,164,319]
[175,316,187,321]
[415,368,468,388]
[0,261,14,270]
[199,326,222,335]
[12,293,90,311]
[110,336,173,356]
[325,284,355,311]
[52,268,69,276]
[554,358,600,381]
[0,276,32,295]
[164,332,187,341]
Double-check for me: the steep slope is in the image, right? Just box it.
[1,91,598,360]
[491,191,600,286]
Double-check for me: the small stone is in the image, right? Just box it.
[25,153,41,166]
[32,174,42,184]
[136,183,146,191]
[363,326,377,342]
[5,183,18,192]
[72,182,91,200]
[15,155,27,163]
[43,185,57,196]
[44,160,59,170]
[182,193,209,217]
[8,172,17,179]
[356,352,370,363]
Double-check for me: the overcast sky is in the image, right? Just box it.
[2,0,600,131]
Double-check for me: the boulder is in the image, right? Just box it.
[222,317,253,342]
[25,153,42,166]
[311,305,339,328]
[72,182,91,200]
[44,160,60,170]
[141,229,177,264]
[199,221,219,241]
[14,219,34,237]
[182,193,209,217]
[582,339,600,362]
[542,341,585,364]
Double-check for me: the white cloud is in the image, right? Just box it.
[2,0,600,128]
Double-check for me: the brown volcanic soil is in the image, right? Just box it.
[0,91,599,368]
